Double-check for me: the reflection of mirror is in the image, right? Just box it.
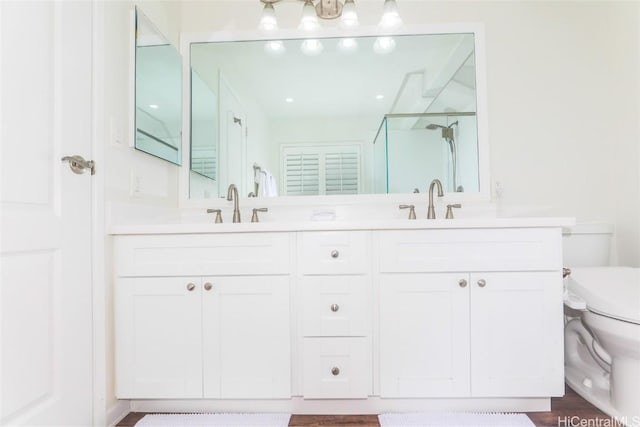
[188,31,484,198]
[190,69,218,198]
[134,7,182,165]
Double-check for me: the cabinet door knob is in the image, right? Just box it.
[331,367,340,376]
[458,279,467,288]
[186,283,196,291]
[477,279,486,288]
[204,282,213,291]
[330,250,339,258]
[330,303,340,312]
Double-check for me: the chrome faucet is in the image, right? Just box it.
[427,179,444,219]
[227,184,241,223]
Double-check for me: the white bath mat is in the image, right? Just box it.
[135,413,291,427]
[378,412,535,427]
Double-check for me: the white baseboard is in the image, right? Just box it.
[107,400,131,427]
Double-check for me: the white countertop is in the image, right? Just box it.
[109,216,576,235]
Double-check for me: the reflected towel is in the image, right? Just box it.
[260,169,278,197]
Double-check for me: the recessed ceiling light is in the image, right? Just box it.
[376,95,384,100]
[286,97,294,103]
[149,104,159,109]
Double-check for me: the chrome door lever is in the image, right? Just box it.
[61,155,95,175]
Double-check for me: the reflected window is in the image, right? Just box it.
[282,144,361,196]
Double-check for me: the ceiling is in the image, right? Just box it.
[190,33,477,121]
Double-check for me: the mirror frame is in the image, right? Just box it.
[178,23,490,208]
[132,6,183,166]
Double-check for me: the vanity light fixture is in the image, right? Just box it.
[379,0,402,28]
[300,0,321,31]
[340,0,359,28]
[258,0,279,31]
[259,0,396,30]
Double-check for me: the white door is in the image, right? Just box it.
[1,1,94,425]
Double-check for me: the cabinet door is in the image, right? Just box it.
[115,277,203,398]
[202,276,291,398]
[470,272,564,397]
[380,273,470,397]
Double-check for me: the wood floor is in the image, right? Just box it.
[118,384,609,427]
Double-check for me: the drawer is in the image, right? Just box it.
[377,228,562,273]
[302,337,369,399]
[115,233,292,277]
[299,231,370,275]
[301,275,368,337]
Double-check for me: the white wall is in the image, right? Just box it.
[179,0,639,266]
[101,1,182,422]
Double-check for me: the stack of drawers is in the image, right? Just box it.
[298,231,371,399]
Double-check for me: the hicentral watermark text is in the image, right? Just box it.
[558,415,640,427]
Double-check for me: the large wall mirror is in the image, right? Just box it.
[187,28,487,199]
[134,7,182,165]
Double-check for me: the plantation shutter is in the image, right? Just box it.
[283,152,320,195]
[324,151,359,195]
[282,144,361,196]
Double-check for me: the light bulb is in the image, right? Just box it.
[300,0,320,31]
[337,38,358,53]
[258,3,278,32]
[341,0,359,28]
[373,36,396,54]
[264,40,286,56]
[379,0,402,29]
[300,39,323,56]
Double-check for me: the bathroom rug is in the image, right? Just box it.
[378,412,535,427]
[135,412,291,426]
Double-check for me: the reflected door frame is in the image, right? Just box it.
[219,74,247,196]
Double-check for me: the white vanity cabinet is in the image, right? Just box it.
[114,233,292,399]
[298,231,371,399]
[111,218,570,412]
[377,228,565,399]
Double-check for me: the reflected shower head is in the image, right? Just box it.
[426,120,458,130]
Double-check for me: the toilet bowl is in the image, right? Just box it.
[564,266,640,423]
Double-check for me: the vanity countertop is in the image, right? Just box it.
[109,216,575,235]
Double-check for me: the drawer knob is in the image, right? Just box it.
[331,250,339,258]
[477,279,486,288]
[204,282,213,291]
[330,303,340,312]
[458,279,467,288]
[331,367,340,376]
[186,283,196,291]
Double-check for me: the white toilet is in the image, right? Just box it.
[563,223,640,424]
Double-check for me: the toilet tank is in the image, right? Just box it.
[562,223,614,267]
